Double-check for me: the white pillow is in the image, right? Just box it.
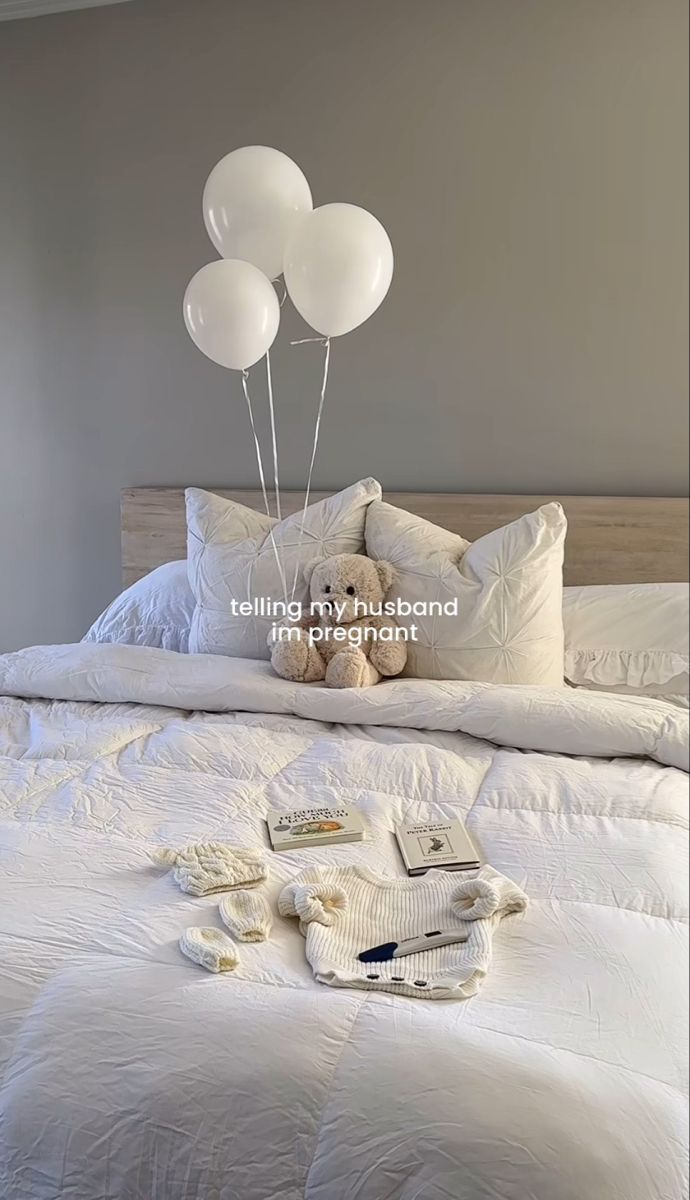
[563,583,689,700]
[83,560,194,653]
[187,478,382,659]
[365,500,567,685]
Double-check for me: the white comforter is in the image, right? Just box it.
[0,643,687,1200]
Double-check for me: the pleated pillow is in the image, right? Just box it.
[187,479,381,659]
[365,500,567,685]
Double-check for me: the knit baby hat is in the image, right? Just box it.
[220,889,273,942]
[153,842,267,896]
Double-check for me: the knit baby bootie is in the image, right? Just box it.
[220,889,273,943]
[179,927,239,974]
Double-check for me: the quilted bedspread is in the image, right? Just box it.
[0,643,687,1200]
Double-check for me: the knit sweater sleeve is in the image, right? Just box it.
[452,866,528,921]
[278,868,349,929]
[277,875,307,919]
[278,867,325,918]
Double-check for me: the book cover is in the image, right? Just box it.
[266,805,365,852]
[395,819,479,876]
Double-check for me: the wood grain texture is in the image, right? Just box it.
[121,488,689,589]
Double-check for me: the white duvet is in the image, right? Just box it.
[0,643,687,1200]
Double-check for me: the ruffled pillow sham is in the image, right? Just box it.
[83,560,194,653]
[563,583,689,702]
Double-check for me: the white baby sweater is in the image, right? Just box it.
[279,864,528,1000]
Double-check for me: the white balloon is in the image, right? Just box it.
[283,203,394,337]
[183,259,280,371]
[203,146,313,281]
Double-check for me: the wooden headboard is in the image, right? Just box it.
[121,489,689,589]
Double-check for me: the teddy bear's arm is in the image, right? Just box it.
[286,609,321,631]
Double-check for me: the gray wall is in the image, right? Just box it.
[1,0,688,651]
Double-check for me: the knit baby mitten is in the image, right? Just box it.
[152,842,267,896]
[179,927,239,974]
[220,889,273,943]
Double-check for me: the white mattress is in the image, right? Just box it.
[0,643,687,1200]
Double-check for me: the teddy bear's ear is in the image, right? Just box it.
[303,557,325,586]
[374,559,394,592]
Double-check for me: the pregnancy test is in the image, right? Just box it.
[358,929,469,963]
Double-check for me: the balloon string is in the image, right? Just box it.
[289,337,331,601]
[241,368,288,604]
[265,349,282,522]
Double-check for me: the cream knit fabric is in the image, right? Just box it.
[153,842,267,896]
[179,927,239,973]
[279,865,527,1000]
[220,890,273,942]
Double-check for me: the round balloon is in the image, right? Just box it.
[203,146,313,281]
[283,203,393,337]
[182,259,280,370]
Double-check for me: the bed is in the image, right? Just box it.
[0,490,687,1200]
